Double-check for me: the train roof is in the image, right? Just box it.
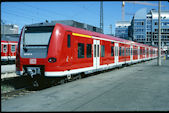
[24,22,157,49]
[56,23,157,48]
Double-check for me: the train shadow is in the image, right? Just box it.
[1,76,32,91]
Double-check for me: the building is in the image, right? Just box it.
[1,34,20,42]
[115,21,131,40]
[1,24,19,34]
[1,23,20,42]
[130,8,169,48]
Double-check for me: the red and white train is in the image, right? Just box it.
[16,23,158,85]
[1,40,18,64]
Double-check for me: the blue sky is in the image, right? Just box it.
[1,1,169,34]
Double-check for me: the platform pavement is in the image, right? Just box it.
[2,58,169,111]
[1,64,16,74]
[1,64,18,79]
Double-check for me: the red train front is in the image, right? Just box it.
[16,24,77,80]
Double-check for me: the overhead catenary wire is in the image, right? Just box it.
[2,2,102,29]
[21,2,100,26]
[3,8,47,21]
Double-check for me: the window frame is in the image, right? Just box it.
[11,45,16,52]
[3,44,8,53]
[111,46,114,56]
[67,34,71,48]
[101,45,105,57]
[86,44,92,58]
[78,43,84,58]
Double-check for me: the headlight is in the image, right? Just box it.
[48,57,57,63]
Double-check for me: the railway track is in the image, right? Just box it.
[1,87,35,101]
[1,74,83,101]
[1,67,113,101]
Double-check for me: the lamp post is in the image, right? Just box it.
[158,1,161,66]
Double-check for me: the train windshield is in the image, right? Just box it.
[24,26,54,46]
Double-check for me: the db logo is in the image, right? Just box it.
[30,59,37,64]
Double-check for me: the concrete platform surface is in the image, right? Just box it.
[1,64,18,79]
[2,59,169,111]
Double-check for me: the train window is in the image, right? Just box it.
[78,43,84,58]
[119,47,121,56]
[101,45,105,57]
[128,48,130,56]
[122,47,125,56]
[97,45,99,57]
[140,49,142,55]
[111,46,114,56]
[24,26,54,46]
[135,49,137,55]
[94,45,96,57]
[67,35,71,48]
[126,48,128,56]
[3,45,7,53]
[86,44,92,58]
[131,48,132,56]
[11,45,16,52]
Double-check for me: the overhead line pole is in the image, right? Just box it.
[158,1,161,66]
[122,1,125,21]
[100,1,103,34]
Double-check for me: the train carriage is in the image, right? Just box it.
[8,41,18,61]
[1,40,18,63]
[16,23,158,86]
[1,40,9,62]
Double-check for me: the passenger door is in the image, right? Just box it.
[65,31,73,68]
[138,46,140,60]
[115,43,119,65]
[93,40,100,69]
[130,45,133,62]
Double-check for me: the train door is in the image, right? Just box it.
[66,31,73,69]
[130,45,133,62]
[145,47,147,59]
[138,46,140,60]
[11,43,17,60]
[149,47,150,59]
[115,43,119,65]
[3,43,8,61]
[93,40,100,69]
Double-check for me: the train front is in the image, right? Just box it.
[16,23,64,86]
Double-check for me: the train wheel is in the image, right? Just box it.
[59,77,66,85]
[77,74,82,79]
